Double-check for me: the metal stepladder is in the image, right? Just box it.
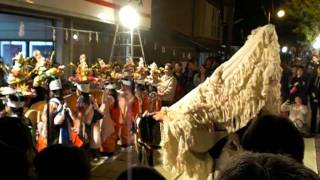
[109,24,146,65]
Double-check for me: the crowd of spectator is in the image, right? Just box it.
[280,54,320,135]
[1,55,320,180]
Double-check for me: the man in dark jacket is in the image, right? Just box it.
[289,66,309,105]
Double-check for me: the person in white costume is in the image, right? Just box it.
[154,24,282,179]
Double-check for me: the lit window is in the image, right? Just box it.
[0,41,26,65]
[29,41,53,58]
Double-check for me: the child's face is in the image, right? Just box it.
[297,68,304,77]
[294,97,302,104]
[104,89,110,95]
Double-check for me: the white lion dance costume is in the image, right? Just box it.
[160,25,282,179]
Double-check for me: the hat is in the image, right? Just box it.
[1,88,25,108]
[105,83,116,90]
[76,83,90,93]
[0,85,32,108]
[49,78,62,91]
[135,80,145,85]
[0,87,16,96]
[7,94,25,108]
[121,79,133,86]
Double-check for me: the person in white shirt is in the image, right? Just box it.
[281,96,309,136]
[158,63,177,106]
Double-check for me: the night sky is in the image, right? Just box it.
[232,0,299,46]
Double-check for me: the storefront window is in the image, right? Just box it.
[29,41,54,58]
[0,41,26,65]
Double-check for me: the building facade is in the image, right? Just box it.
[0,0,234,73]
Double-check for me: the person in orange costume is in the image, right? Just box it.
[118,78,140,146]
[100,82,120,155]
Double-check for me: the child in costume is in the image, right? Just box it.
[147,83,162,113]
[118,78,140,146]
[135,80,149,115]
[100,82,120,155]
[0,86,36,164]
[39,78,72,149]
[68,82,103,160]
[68,55,103,160]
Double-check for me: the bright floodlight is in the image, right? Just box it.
[313,35,320,49]
[73,34,78,40]
[277,9,285,18]
[281,46,288,53]
[119,5,140,29]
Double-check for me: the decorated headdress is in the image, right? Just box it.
[91,58,112,81]
[148,62,160,74]
[5,53,36,101]
[68,54,97,85]
[33,65,65,88]
[49,78,62,91]
[110,63,122,80]
[68,54,93,92]
[7,93,25,108]
[145,62,161,84]
[134,58,147,80]
[0,85,34,108]
[104,80,116,90]
[123,58,135,73]
[121,78,133,87]
[7,53,31,85]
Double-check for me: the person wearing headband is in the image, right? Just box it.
[39,78,71,149]
[135,80,148,115]
[100,82,120,155]
[1,87,33,131]
[0,87,36,164]
[147,83,162,113]
[119,78,140,147]
[70,82,103,161]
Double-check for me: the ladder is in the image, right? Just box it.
[109,25,146,65]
